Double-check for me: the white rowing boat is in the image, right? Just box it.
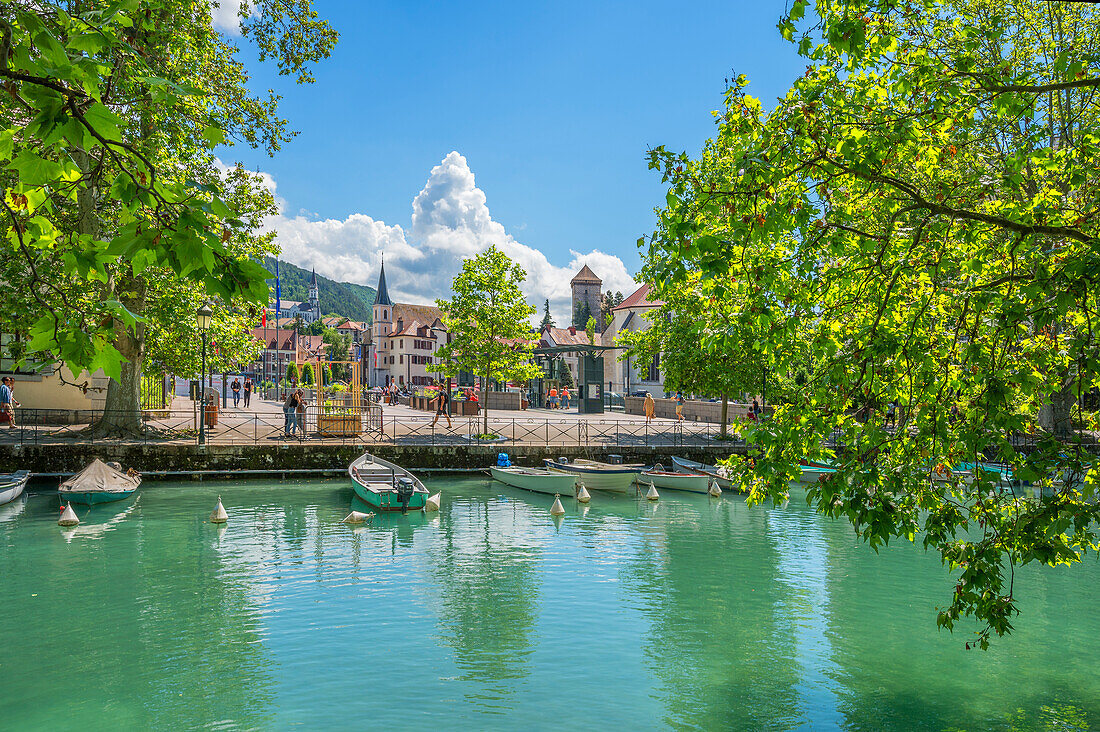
[0,470,30,506]
[640,469,712,494]
[491,466,577,495]
[544,458,641,493]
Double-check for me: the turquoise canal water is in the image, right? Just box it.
[1,477,1097,730]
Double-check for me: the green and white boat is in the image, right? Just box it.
[59,460,140,505]
[491,466,577,495]
[348,452,429,513]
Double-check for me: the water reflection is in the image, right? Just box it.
[430,491,544,706]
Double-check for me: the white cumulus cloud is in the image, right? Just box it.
[210,0,250,35]
[253,151,637,326]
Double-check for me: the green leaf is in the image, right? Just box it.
[9,150,64,186]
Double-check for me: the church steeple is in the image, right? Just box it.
[375,261,393,306]
[308,268,319,315]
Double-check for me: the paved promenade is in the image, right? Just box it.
[0,397,740,449]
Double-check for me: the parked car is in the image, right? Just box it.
[603,391,625,411]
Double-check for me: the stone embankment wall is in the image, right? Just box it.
[0,443,746,478]
[625,397,754,423]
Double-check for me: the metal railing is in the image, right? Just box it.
[0,407,743,448]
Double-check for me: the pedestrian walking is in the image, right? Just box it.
[886,400,897,429]
[431,380,452,428]
[243,378,252,407]
[560,387,570,410]
[749,398,760,421]
[643,392,655,423]
[548,387,558,409]
[231,378,241,407]
[0,376,19,428]
[675,391,685,421]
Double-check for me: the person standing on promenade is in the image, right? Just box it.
[675,391,685,421]
[243,378,252,408]
[644,392,655,424]
[886,400,897,429]
[231,378,241,408]
[294,388,308,436]
[431,380,452,428]
[548,386,558,409]
[0,376,18,428]
[283,390,298,436]
[561,387,570,410]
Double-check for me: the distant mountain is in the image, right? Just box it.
[263,257,377,323]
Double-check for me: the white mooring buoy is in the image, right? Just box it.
[342,510,374,524]
[709,480,722,498]
[425,492,441,512]
[58,504,79,527]
[576,483,591,503]
[210,497,228,524]
[646,483,660,501]
[550,494,566,515]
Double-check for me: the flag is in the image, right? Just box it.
[275,259,281,317]
[261,308,267,328]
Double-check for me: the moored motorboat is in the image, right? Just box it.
[671,456,737,492]
[799,459,838,482]
[59,461,140,505]
[0,470,30,506]
[544,458,641,493]
[640,468,712,494]
[348,452,429,513]
[491,466,577,495]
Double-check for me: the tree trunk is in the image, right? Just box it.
[1039,383,1075,440]
[96,273,147,435]
[720,393,729,439]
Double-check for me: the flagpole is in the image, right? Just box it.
[275,258,282,400]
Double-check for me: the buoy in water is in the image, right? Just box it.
[425,492,441,512]
[576,483,591,503]
[342,510,374,524]
[58,504,79,527]
[645,483,660,501]
[210,497,228,524]
[709,480,722,498]
[550,494,566,515]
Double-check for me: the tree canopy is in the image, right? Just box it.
[643,0,1100,647]
[431,245,540,435]
[0,0,335,432]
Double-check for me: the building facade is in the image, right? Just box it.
[601,283,665,396]
[366,263,450,387]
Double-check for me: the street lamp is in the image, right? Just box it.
[197,301,213,445]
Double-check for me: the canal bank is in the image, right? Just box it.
[0,442,746,479]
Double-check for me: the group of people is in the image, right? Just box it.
[282,389,308,436]
[546,387,571,409]
[229,378,253,408]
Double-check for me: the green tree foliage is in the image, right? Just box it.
[322,327,351,381]
[300,362,314,386]
[539,298,554,329]
[572,300,591,329]
[644,0,1100,647]
[285,361,298,385]
[585,316,597,349]
[430,245,541,435]
[619,276,772,438]
[0,1,335,433]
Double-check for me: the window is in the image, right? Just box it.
[0,332,33,374]
[399,355,403,364]
[646,353,661,383]
[400,340,404,348]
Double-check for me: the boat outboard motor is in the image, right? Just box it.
[396,477,416,514]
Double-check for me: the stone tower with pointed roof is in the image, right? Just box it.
[570,264,602,327]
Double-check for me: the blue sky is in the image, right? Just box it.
[218,0,805,319]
